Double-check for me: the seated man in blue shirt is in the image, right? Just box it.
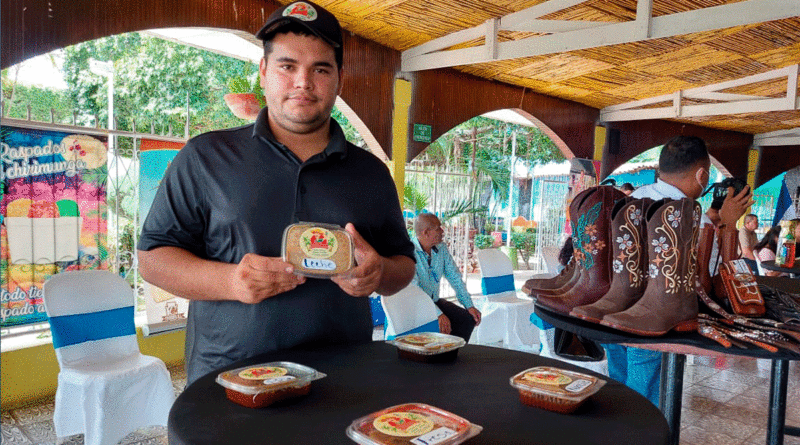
[412,213,481,341]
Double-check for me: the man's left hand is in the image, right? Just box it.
[332,223,384,297]
[719,185,754,228]
[467,307,482,326]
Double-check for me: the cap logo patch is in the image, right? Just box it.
[283,2,318,21]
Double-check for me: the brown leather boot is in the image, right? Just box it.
[696,224,715,297]
[522,187,595,296]
[711,226,741,308]
[717,226,740,263]
[521,259,576,295]
[535,185,626,314]
[601,198,702,336]
[571,197,653,323]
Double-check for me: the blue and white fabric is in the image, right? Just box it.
[380,284,440,340]
[44,270,175,445]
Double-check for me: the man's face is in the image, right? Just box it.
[259,32,342,135]
[423,218,445,247]
[689,160,711,199]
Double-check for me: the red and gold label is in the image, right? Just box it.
[299,227,338,259]
[373,412,435,437]
[238,366,288,380]
[522,369,572,386]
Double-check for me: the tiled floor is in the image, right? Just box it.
[0,362,185,445]
[2,343,798,445]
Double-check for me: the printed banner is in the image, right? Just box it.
[139,139,189,328]
[1,126,108,327]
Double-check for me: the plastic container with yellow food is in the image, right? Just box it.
[282,222,354,278]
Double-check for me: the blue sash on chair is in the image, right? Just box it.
[48,306,135,349]
[481,274,515,295]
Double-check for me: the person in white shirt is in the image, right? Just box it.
[608,135,753,407]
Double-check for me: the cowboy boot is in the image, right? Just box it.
[522,187,595,296]
[717,226,739,263]
[601,198,702,336]
[571,197,653,323]
[711,225,742,308]
[535,185,626,314]
[521,259,577,295]
[696,224,715,297]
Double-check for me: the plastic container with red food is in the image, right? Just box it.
[216,361,326,408]
[509,366,606,414]
[346,403,482,445]
[389,332,466,363]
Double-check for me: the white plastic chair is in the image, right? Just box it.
[43,270,175,445]
[380,284,440,340]
[754,249,767,276]
[471,249,538,351]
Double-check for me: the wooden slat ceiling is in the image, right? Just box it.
[291,0,800,136]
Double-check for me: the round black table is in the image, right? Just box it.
[168,342,669,445]
[761,260,800,277]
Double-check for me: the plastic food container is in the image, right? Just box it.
[509,366,606,414]
[216,361,326,408]
[346,403,482,445]
[282,222,355,278]
[389,332,466,363]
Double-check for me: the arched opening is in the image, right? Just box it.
[405,109,567,281]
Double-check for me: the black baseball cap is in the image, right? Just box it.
[256,1,343,49]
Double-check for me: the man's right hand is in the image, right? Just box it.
[230,253,306,304]
[438,314,452,334]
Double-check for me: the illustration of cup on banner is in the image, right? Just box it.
[5,198,81,264]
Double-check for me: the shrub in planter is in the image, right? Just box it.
[511,230,537,270]
[474,234,494,250]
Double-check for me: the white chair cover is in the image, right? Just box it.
[471,249,538,351]
[380,284,440,340]
[754,249,767,276]
[43,270,175,445]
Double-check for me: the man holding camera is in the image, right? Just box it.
[604,136,753,407]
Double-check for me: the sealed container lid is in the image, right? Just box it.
[346,402,481,445]
[389,332,465,356]
[509,366,606,404]
[216,361,326,396]
[282,222,355,278]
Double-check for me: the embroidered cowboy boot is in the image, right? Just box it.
[601,198,702,336]
[695,224,715,297]
[570,197,653,323]
[521,259,577,295]
[535,185,626,314]
[711,225,743,308]
[522,187,596,296]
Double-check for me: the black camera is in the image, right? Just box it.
[703,177,748,209]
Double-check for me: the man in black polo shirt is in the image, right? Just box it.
[137,1,415,384]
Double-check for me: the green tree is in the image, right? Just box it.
[61,33,256,145]
[1,71,73,121]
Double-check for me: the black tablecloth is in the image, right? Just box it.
[168,342,669,445]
